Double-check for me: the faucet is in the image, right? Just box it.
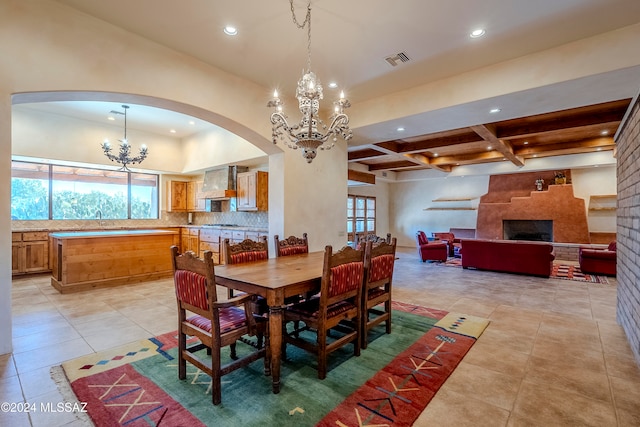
[96,209,106,227]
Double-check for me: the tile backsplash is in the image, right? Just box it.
[12,211,268,231]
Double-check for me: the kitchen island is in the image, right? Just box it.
[50,229,179,293]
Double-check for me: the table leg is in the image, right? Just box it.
[269,305,283,394]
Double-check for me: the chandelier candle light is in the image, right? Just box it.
[101,105,148,171]
[268,0,352,163]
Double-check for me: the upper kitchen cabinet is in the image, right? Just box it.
[237,171,268,211]
[168,180,205,212]
[167,180,188,212]
[187,181,206,212]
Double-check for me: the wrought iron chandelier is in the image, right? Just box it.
[100,105,148,171]
[268,0,352,163]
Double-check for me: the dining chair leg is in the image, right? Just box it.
[230,342,238,360]
[318,332,327,380]
[212,348,222,405]
[178,331,187,380]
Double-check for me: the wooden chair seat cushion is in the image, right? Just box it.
[186,306,248,334]
[279,245,308,256]
[229,250,268,264]
[329,262,364,297]
[286,298,357,319]
[369,254,395,282]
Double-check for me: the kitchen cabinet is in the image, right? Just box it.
[237,171,268,211]
[181,227,200,253]
[186,181,206,212]
[12,231,50,275]
[199,228,221,264]
[167,180,188,212]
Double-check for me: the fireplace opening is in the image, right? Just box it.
[503,220,553,242]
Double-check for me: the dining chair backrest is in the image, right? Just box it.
[320,244,365,308]
[224,236,269,264]
[171,245,218,316]
[274,233,309,257]
[364,237,397,287]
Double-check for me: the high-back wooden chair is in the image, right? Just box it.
[274,233,309,257]
[223,236,269,303]
[282,245,365,379]
[362,238,397,348]
[170,246,270,405]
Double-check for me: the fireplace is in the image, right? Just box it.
[503,220,553,242]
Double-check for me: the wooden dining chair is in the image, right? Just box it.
[274,233,309,257]
[223,236,269,301]
[362,238,397,349]
[282,245,365,379]
[170,246,270,405]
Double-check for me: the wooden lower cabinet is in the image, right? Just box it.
[12,232,50,275]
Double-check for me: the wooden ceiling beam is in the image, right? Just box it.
[515,137,615,156]
[397,132,482,153]
[348,148,387,161]
[403,153,452,173]
[471,124,525,167]
[367,160,417,171]
[348,169,376,185]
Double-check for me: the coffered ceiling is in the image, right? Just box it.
[349,99,630,173]
[43,0,640,174]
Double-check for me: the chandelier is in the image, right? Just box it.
[268,0,352,163]
[100,105,148,171]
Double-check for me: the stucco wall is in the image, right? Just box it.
[616,93,640,365]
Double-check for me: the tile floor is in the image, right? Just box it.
[2,247,639,426]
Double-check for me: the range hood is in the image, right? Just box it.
[198,165,249,200]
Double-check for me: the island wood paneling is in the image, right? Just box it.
[50,230,179,293]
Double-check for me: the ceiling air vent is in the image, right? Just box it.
[384,52,411,67]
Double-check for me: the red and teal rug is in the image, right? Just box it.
[54,302,489,426]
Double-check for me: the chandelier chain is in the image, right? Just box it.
[289,0,312,72]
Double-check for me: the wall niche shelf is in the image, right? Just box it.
[425,197,477,211]
[588,195,616,211]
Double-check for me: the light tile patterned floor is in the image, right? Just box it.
[2,247,639,426]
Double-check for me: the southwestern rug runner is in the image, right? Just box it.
[53,302,489,427]
[442,257,610,284]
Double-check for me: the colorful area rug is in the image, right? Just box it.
[551,263,610,284]
[54,302,489,427]
[442,258,610,284]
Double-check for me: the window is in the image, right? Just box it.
[347,195,376,245]
[11,160,159,220]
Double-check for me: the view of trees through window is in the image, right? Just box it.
[11,161,158,221]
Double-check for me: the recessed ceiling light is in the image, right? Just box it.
[107,116,115,121]
[470,29,486,38]
[601,130,609,135]
[223,26,237,36]
[523,141,529,145]
[433,153,438,157]
[328,82,338,89]
[489,108,501,114]
[170,129,176,134]
[487,146,492,150]
[533,154,538,158]
[189,120,195,125]
[597,147,602,151]
[396,127,405,132]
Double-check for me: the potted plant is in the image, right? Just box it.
[554,171,566,185]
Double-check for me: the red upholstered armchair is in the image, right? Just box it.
[432,232,462,258]
[416,231,448,262]
[579,241,616,276]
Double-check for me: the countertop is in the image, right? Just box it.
[49,229,179,239]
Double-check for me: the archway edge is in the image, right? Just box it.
[12,90,282,157]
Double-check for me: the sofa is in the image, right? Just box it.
[416,231,448,262]
[579,241,616,276]
[460,239,555,277]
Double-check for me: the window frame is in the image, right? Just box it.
[11,160,159,221]
[347,194,376,245]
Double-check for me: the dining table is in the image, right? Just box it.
[213,251,324,393]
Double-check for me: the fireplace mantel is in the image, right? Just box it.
[476,179,590,243]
